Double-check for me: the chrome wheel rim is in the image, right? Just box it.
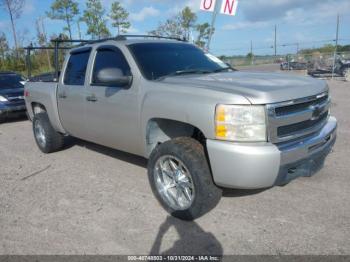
[34,120,46,148]
[154,155,195,210]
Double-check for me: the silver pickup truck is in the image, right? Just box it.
[25,37,337,220]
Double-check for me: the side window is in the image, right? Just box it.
[92,48,131,84]
[64,51,90,86]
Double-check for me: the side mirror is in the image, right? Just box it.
[95,68,132,87]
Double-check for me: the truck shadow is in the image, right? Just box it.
[222,188,268,198]
[0,115,28,124]
[150,216,223,256]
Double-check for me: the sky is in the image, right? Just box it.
[0,0,350,56]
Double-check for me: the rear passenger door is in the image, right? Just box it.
[57,48,91,139]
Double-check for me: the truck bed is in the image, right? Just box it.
[25,81,65,133]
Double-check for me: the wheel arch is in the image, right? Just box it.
[144,118,206,158]
[31,102,47,115]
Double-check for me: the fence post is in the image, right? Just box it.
[54,40,59,81]
[332,14,340,80]
[26,47,31,79]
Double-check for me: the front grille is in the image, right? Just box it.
[275,95,328,116]
[277,111,328,137]
[267,92,330,144]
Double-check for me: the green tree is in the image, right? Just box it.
[0,0,24,58]
[47,0,79,40]
[109,1,130,35]
[35,18,52,70]
[339,45,350,52]
[149,16,183,38]
[195,23,212,48]
[180,7,197,41]
[83,0,110,39]
[0,32,9,66]
[149,7,197,40]
[246,52,254,65]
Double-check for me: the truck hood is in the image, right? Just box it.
[162,71,328,104]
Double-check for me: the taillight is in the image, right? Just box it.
[24,90,30,97]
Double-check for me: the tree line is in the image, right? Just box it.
[0,0,213,76]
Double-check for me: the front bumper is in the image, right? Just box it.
[207,116,337,189]
[0,103,26,119]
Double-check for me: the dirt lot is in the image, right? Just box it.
[0,74,349,255]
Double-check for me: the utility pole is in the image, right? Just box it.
[332,14,340,79]
[207,0,221,51]
[296,43,299,54]
[77,20,82,40]
[250,40,254,65]
[274,25,277,57]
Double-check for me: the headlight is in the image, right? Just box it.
[215,104,267,142]
[0,95,8,102]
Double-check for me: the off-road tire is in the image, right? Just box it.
[148,137,222,221]
[33,112,64,153]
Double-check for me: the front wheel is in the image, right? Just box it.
[148,137,222,221]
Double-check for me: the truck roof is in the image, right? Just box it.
[70,39,188,54]
[69,35,189,52]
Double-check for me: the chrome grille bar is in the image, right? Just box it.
[267,92,330,144]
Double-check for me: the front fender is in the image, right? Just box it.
[140,84,250,156]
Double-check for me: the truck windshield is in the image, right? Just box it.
[0,74,24,89]
[128,43,229,80]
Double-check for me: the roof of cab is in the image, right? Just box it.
[69,37,189,53]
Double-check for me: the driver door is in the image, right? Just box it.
[84,45,140,155]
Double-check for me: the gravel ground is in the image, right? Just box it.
[0,75,349,255]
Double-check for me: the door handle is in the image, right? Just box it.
[86,95,98,102]
[58,92,67,99]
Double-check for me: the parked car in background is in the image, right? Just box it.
[0,72,27,123]
[308,57,350,81]
[280,61,308,71]
[29,72,60,82]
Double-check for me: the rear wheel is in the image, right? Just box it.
[148,137,222,221]
[33,112,64,153]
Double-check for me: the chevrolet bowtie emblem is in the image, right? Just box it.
[310,105,322,120]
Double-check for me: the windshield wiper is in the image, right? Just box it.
[156,69,212,81]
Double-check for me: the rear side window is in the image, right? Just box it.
[64,51,90,85]
[92,48,131,83]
